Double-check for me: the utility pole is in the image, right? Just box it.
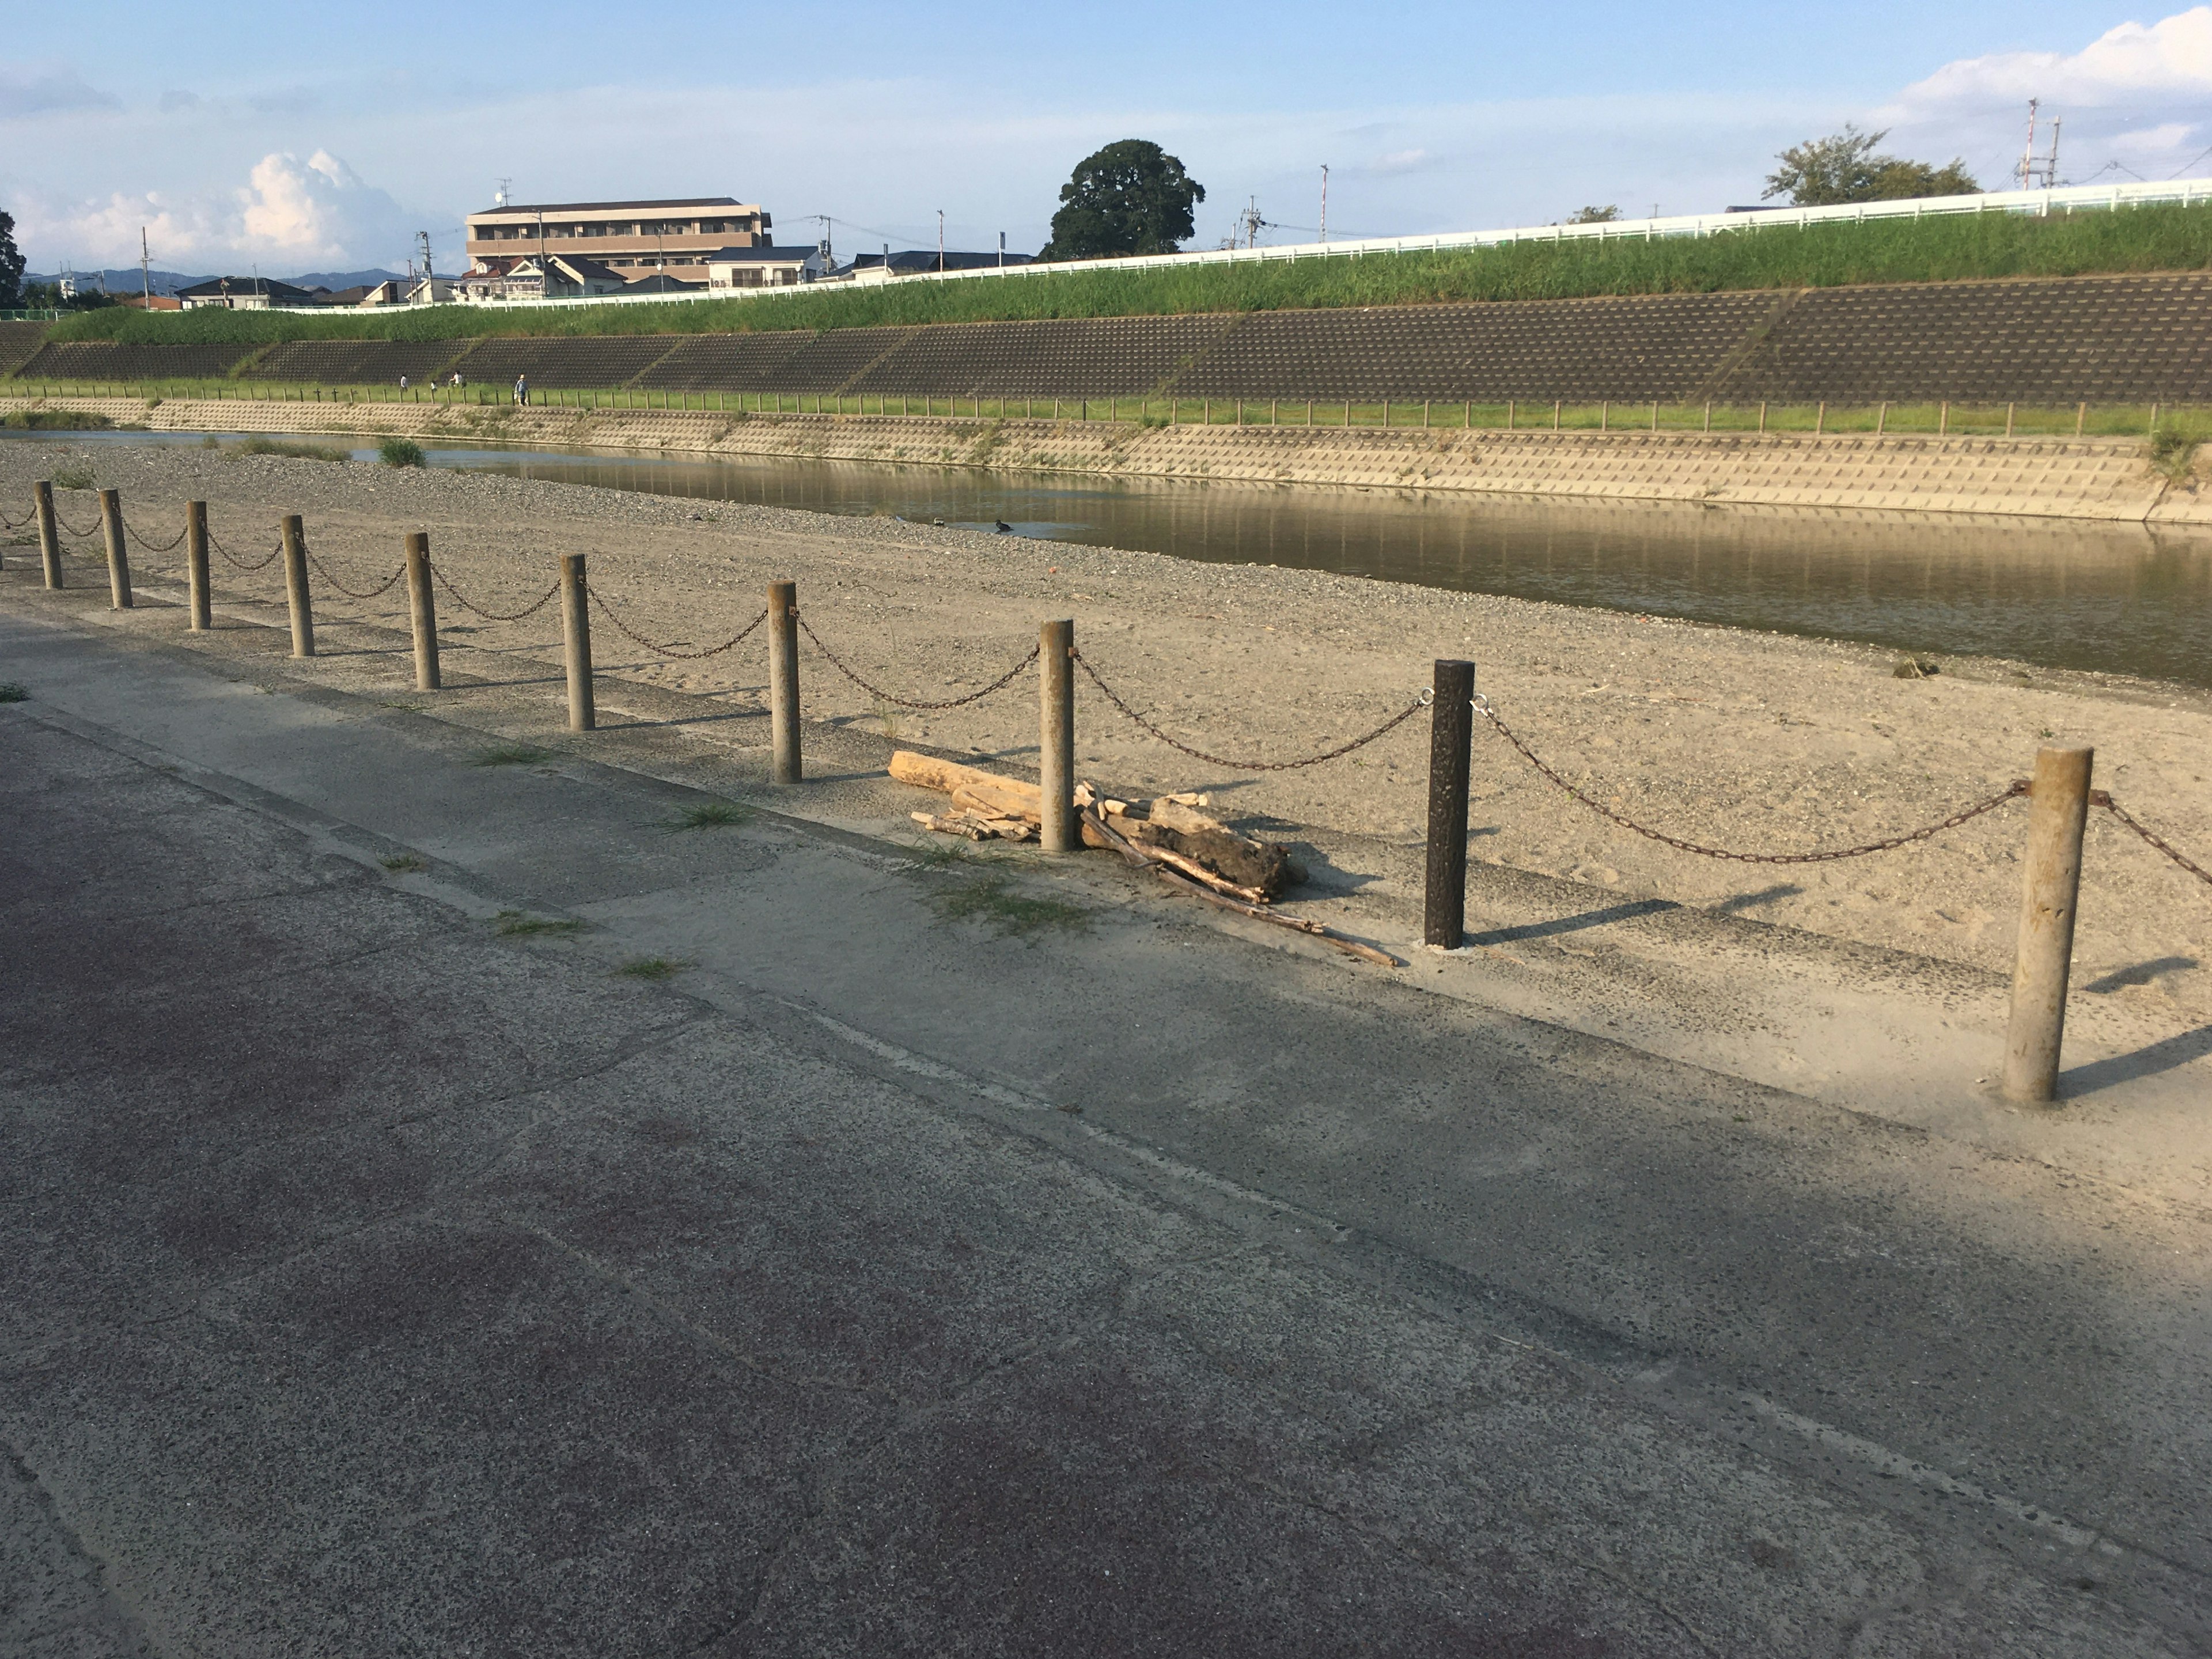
[139,228,150,306]
[938,210,945,272]
[998,230,1005,269]
[1319,165,1328,243]
[2017,99,2040,189]
[416,230,435,302]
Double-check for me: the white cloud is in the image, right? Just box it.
[0,65,120,119]
[1361,147,1435,176]
[14,150,415,274]
[1888,7,2212,112]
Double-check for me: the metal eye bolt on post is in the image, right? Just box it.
[405,533,440,690]
[768,580,800,784]
[560,553,594,732]
[100,489,133,609]
[280,514,312,655]
[1039,619,1075,853]
[185,502,211,630]
[2001,745,2094,1104]
[1423,660,1475,948]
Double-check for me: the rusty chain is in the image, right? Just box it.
[124,516,188,554]
[1472,692,2028,863]
[50,504,103,539]
[209,531,283,572]
[1072,647,1431,771]
[588,589,770,659]
[302,543,406,600]
[798,613,1038,709]
[0,507,33,531]
[429,563,562,622]
[2098,796,2212,891]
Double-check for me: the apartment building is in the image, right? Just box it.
[463,197,771,281]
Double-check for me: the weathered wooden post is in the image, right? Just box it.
[99,489,133,608]
[1423,660,1475,948]
[280,513,312,654]
[404,532,440,690]
[768,579,800,783]
[560,552,594,732]
[185,501,211,630]
[1039,619,1075,853]
[34,482,62,588]
[2001,746,2094,1104]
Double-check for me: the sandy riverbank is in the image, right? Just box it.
[7,437,2210,1027]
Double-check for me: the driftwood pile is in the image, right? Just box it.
[892,751,1398,967]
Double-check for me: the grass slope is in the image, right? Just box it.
[47,203,2212,347]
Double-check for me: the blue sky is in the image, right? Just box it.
[5,1,2208,275]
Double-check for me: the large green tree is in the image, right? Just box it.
[1040,141,1205,260]
[0,211,25,310]
[1764,126,1979,207]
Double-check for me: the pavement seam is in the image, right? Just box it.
[1,1438,161,1656]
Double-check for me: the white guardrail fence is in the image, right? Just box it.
[396,176,2212,313]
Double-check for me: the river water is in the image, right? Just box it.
[13,429,2211,688]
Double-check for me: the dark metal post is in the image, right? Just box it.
[34,482,62,588]
[1423,659,1476,948]
[280,514,312,655]
[185,501,211,630]
[100,489,133,608]
[405,532,440,690]
[768,579,800,783]
[560,552,594,732]
[1039,619,1075,852]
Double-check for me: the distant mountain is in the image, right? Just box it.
[21,266,406,297]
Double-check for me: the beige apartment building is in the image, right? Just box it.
[463,197,771,280]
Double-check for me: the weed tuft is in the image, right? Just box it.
[380,436,427,468]
[51,465,95,491]
[494,909,586,937]
[664,799,750,831]
[0,682,27,703]
[378,851,426,873]
[615,956,690,980]
[2,410,112,431]
[240,437,350,463]
[470,743,551,767]
[930,876,1093,938]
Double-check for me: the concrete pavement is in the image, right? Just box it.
[3,593,2210,1655]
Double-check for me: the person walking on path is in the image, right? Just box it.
[514,374,529,407]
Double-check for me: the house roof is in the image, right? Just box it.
[623,272,710,293]
[703,244,816,263]
[175,275,319,301]
[842,250,1036,274]
[472,197,752,217]
[512,253,626,282]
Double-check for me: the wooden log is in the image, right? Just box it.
[1120,811,1291,899]
[950,778,1044,820]
[891,750,1033,802]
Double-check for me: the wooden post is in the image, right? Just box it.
[281,514,312,654]
[1038,619,1075,852]
[1815,401,1825,434]
[185,501,211,630]
[1939,401,1949,435]
[1758,402,1768,434]
[1552,399,1560,430]
[2002,746,2093,1104]
[34,481,63,589]
[2075,402,2086,436]
[2006,402,2017,438]
[404,532,440,689]
[1423,660,1475,948]
[99,489,133,609]
[1506,400,1514,430]
[560,552,594,731]
[1876,403,1887,434]
[1703,402,1712,432]
[1599,400,1608,431]
[768,579,800,784]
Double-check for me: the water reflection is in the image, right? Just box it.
[11,428,2209,687]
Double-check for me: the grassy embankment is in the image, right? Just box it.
[41,201,2212,346]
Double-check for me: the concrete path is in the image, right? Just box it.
[3,600,2210,1656]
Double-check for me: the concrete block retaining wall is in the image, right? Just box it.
[5,393,2204,526]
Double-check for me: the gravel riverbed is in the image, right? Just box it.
[10,437,2211,1025]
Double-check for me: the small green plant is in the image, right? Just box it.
[664,798,750,831]
[200,434,221,450]
[614,956,690,980]
[870,695,902,740]
[494,909,586,937]
[2149,416,2211,480]
[470,743,551,767]
[0,682,28,703]
[1,410,112,431]
[51,465,95,491]
[378,851,426,872]
[241,437,350,463]
[380,436,427,468]
[930,876,1093,938]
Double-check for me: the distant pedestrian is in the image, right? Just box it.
[399,374,409,393]
[514,374,529,407]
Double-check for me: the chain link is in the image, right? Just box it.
[50,505,103,539]
[209,531,283,571]
[429,563,562,622]
[125,516,188,554]
[302,544,406,600]
[798,614,1038,709]
[0,507,33,531]
[1071,647,1430,771]
[586,589,770,659]
[2098,797,2212,891]
[1472,692,2027,863]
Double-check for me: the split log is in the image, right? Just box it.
[1118,798,1294,899]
